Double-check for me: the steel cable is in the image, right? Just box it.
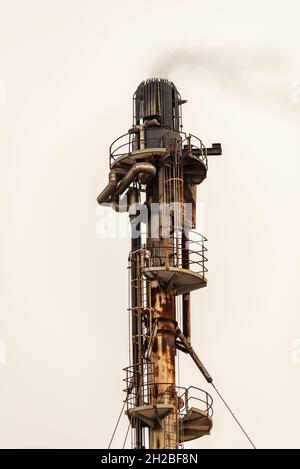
[211,383,256,449]
[107,400,126,449]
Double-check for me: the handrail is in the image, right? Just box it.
[109,130,172,168]
[123,365,213,417]
[109,130,208,169]
[130,231,208,277]
[180,131,208,168]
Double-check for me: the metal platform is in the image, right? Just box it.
[126,404,174,429]
[183,154,207,185]
[111,148,170,170]
[142,266,207,295]
[111,148,207,185]
[126,404,212,441]
[179,407,213,442]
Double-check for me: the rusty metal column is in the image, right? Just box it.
[147,162,178,449]
[150,286,177,449]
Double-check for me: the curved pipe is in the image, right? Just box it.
[97,172,118,205]
[114,162,156,198]
[138,171,154,185]
[112,187,139,213]
[96,168,127,205]
[97,162,156,212]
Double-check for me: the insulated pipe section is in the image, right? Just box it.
[113,162,156,198]
[112,187,139,214]
[128,187,139,219]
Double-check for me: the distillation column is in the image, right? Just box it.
[97,78,222,449]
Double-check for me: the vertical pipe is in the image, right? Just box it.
[139,120,145,150]
[182,179,196,344]
[129,188,144,448]
[182,233,191,343]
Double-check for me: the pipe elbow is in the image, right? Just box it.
[96,171,118,205]
[114,162,156,197]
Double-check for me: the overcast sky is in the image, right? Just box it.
[0,0,300,448]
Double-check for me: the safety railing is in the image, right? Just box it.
[181,132,208,169]
[179,385,213,418]
[123,364,213,418]
[130,230,207,278]
[109,130,172,168]
[109,130,208,169]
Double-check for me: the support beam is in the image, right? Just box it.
[176,326,213,384]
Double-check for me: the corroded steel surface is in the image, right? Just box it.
[97,78,221,449]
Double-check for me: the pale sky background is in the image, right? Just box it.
[0,0,300,449]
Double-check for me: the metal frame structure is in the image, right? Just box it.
[97,78,221,449]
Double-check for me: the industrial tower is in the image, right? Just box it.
[97,79,222,449]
